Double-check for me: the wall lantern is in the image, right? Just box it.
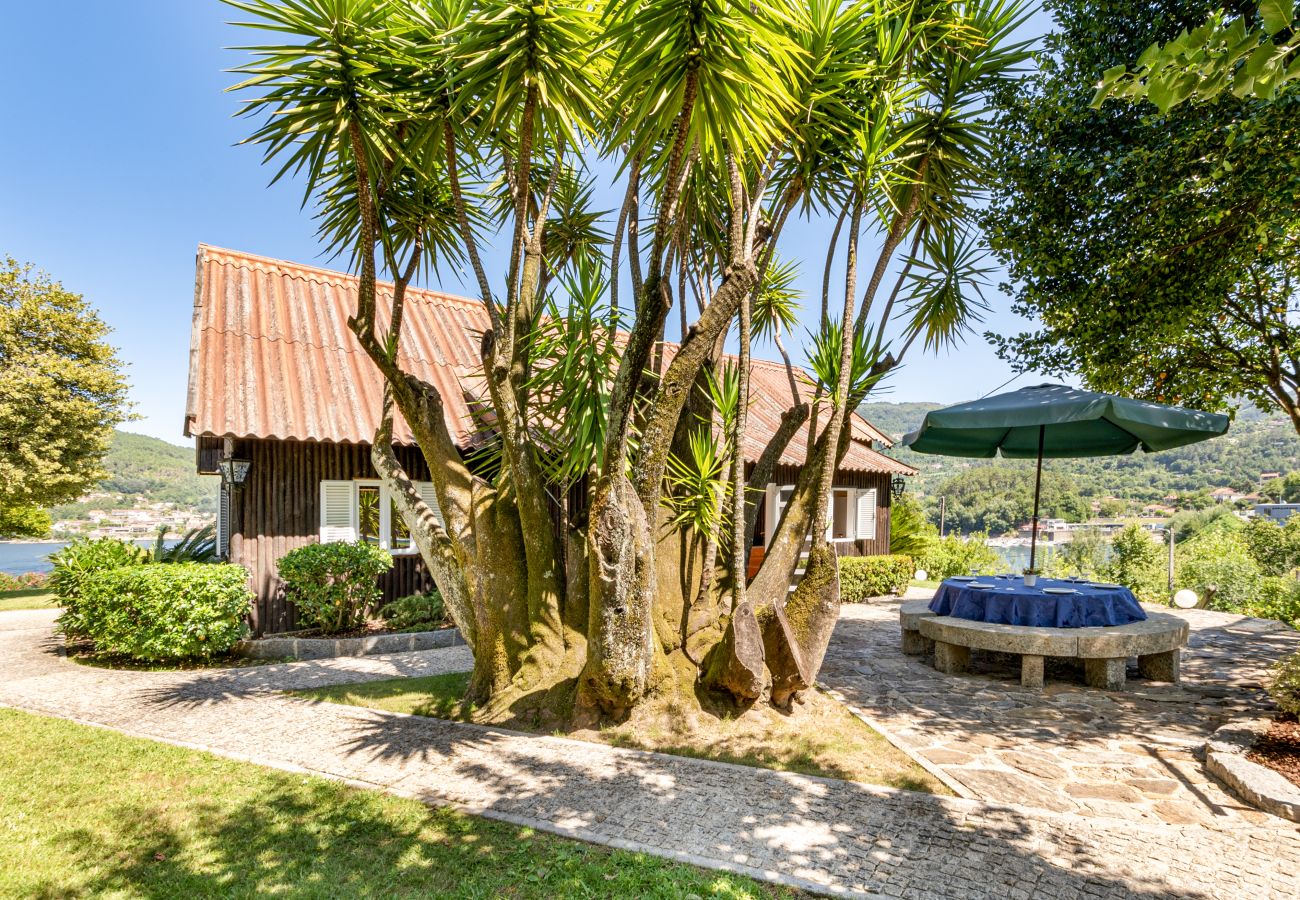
[891,474,907,500]
[218,456,252,489]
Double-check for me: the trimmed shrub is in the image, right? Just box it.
[916,534,1001,581]
[278,541,392,634]
[839,555,914,601]
[50,537,148,636]
[380,591,447,631]
[73,563,252,661]
[1269,652,1300,717]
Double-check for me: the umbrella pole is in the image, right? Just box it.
[1030,425,1044,571]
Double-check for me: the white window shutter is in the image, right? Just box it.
[319,480,357,543]
[416,481,445,528]
[856,488,878,540]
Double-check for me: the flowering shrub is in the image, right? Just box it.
[278,541,392,634]
[0,571,48,591]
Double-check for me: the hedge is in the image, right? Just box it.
[50,537,149,636]
[71,563,252,661]
[839,555,914,601]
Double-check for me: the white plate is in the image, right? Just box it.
[948,576,976,582]
[1044,587,1078,595]
[1088,583,1122,589]
[967,582,995,589]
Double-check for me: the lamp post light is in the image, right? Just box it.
[218,456,252,490]
[891,474,906,500]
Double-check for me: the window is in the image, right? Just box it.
[763,483,877,544]
[832,488,853,540]
[319,480,441,555]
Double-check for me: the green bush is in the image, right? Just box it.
[278,541,393,634]
[1176,525,1261,612]
[1101,524,1168,603]
[1245,577,1300,629]
[71,563,251,661]
[916,534,1001,581]
[49,537,148,635]
[888,496,937,558]
[379,591,447,631]
[838,555,914,601]
[1268,652,1300,717]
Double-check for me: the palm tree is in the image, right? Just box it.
[229,0,1029,724]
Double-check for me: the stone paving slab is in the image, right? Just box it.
[1,608,1298,898]
[823,597,1300,831]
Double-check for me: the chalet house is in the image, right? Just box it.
[184,246,915,634]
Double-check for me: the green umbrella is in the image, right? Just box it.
[903,384,1229,570]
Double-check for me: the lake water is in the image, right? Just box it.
[0,541,167,576]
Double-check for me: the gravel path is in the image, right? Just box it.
[2,607,1297,898]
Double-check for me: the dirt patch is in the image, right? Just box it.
[293,673,948,794]
[580,687,949,792]
[1247,714,1300,790]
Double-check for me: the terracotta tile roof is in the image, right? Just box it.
[185,245,914,476]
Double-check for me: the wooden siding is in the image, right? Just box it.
[226,441,896,635]
[227,438,434,635]
[753,465,894,558]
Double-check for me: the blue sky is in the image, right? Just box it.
[1,1,1059,444]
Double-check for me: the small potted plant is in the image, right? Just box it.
[1022,567,1040,587]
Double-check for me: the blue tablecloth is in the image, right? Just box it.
[929,576,1146,628]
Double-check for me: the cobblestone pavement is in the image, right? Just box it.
[2,608,1298,898]
[823,596,1300,831]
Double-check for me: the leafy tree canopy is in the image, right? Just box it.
[983,0,1300,433]
[0,506,51,539]
[0,258,130,517]
[1096,1,1299,110]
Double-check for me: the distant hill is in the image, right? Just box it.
[861,401,1300,502]
[50,431,216,520]
[858,401,942,441]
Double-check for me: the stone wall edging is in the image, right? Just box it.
[234,627,465,660]
[1204,718,1300,823]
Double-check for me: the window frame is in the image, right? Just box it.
[343,479,420,557]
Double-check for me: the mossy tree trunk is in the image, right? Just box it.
[229,0,1026,728]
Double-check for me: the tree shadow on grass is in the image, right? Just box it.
[127,666,1243,896]
[31,776,777,899]
[328,698,1234,898]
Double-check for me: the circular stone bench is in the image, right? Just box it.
[915,611,1189,691]
[899,599,938,656]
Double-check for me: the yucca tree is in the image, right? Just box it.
[229,0,1027,724]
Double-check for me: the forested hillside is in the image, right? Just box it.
[864,401,1299,504]
[49,431,216,519]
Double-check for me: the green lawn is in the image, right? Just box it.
[0,708,798,898]
[0,588,59,611]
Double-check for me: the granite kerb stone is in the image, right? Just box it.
[234,628,465,660]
